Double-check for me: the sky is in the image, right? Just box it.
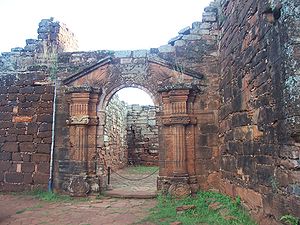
[0,0,212,104]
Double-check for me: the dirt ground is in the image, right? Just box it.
[0,167,158,225]
[0,194,156,225]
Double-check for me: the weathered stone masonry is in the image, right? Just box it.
[218,0,300,223]
[102,95,128,172]
[0,0,299,223]
[127,104,159,166]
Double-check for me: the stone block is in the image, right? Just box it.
[190,28,210,35]
[0,152,12,160]
[21,162,35,173]
[191,21,201,29]
[2,142,18,152]
[256,165,274,184]
[201,123,218,133]
[27,123,38,134]
[5,172,24,183]
[41,94,53,101]
[32,154,50,162]
[0,122,13,129]
[36,162,50,174]
[36,143,51,154]
[20,87,34,94]
[0,161,11,171]
[26,94,40,102]
[182,35,202,41]
[33,173,48,184]
[0,112,12,121]
[34,86,46,94]
[18,135,33,142]
[178,26,190,35]
[236,186,263,209]
[0,171,3,182]
[37,114,53,123]
[37,131,52,138]
[168,35,183,45]
[158,45,175,53]
[12,153,22,161]
[19,142,34,152]
[24,173,33,184]
[132,50,148,58]
[22,153,31,162]
[202,12,217,22]
[114,51,132,58]
[12,116,33,123]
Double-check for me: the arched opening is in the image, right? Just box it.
[98,87,159,195]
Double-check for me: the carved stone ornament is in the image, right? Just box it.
[68,116,90,125]
[68,176,90,197]
[168,182,191,198]
[162,116,191,125]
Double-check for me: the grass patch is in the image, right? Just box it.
[25,189,88,203]
[127,166,158,174]
[16,204,43,214]
[145,191,257,225]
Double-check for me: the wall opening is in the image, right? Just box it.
[101,87,159,194]
[101,87,159,171]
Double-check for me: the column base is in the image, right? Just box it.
[157,175,192,198]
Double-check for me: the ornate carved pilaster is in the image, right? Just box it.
[66,87,101,174]
[157,84,199,196]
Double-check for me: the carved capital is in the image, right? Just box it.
[67,116,99,126]
[68,116,90,125]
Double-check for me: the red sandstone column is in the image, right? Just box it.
[67,87,100,174]
[157,86,198,197]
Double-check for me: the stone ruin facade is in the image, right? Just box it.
[0,0,299,223]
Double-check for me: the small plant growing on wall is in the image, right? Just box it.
[280,215,300,225]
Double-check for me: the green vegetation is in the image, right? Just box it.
[280,214,299,225]
[23,189,88,203]
[127,165,158,174]
[145,191,257,225]
[16,204,43,214]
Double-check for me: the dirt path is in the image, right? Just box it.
[0,194,156,225]
[106,166,158,198]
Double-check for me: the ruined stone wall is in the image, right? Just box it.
[126,105,159,166]
[0,73,53,191]
[0,17,80,192]
[218,0,300,223]
[102,95,128,171]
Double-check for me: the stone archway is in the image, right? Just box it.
[63,54,203,196]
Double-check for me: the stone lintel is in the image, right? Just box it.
[158,83,200,93]
[65,86,101,94]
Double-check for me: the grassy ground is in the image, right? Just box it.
[144,191,257,225]
[15,189,88,203]
[127,165,159,174]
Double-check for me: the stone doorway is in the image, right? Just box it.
[61,53,204,197]
[99,87,160,195]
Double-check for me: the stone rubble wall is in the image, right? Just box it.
[0,74,54,191]
[102,95,128,172]
[7,17,78,55]
[218,0,300,223]
[126,105,159,166]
